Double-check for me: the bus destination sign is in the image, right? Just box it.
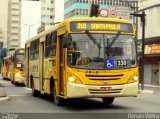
[70,21,133,33]
[16,49,24,54]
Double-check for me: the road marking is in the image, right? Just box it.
[0,97,10,102]
[8,95,28,97]
[138,90,154,94]
[23,87,32,90]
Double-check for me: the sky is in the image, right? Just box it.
[55,0,64,22]
[21,1,41,48]
[20,0,64,48]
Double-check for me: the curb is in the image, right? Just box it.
[0,85,7,97]
[0,97,10,102]
[138,90,154,94]
[144,84,160,88]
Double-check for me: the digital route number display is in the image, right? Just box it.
[70,21,133,33]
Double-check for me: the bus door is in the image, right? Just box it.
[39,37,45,92]
[59,35,66,95]
[25,46,30,87]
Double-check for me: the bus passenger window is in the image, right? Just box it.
[35,39,39,59]
[45,34,51,57]
[30,41,35,60]
[45,32,57,57]
[50,32,57,56]
[29,40,39,60]
[51,32,57,44]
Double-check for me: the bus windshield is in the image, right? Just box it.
[67,33,137,70]
[16,54,25,62]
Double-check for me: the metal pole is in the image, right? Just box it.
[28,25,30,40]
[136,0,138,40]
[141,11,145,90]
[24,24,35,39]
[130,11,146,90]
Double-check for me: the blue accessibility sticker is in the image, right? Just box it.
[106,59,115,69]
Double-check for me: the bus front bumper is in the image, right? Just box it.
[67,82,138,98]
[15,76,25,84]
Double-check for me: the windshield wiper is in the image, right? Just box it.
[85,30,101,49]
[108,31,121,48]
[105,31,121,59]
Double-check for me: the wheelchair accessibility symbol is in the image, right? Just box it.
[106,59,114,69]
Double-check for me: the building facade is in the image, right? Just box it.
[64,0,108,19]
[138,0,160,85]
[7,0,21,50]
[41,0,55,25]
[64,0,136,20]
[0,0,9,49]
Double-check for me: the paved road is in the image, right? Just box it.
[0,79,160,114]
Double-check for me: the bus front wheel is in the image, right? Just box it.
[53,86,64,105]
[102,97,114,104]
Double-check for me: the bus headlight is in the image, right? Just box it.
[68,76,82,84]
[128,75,139,83]
[16,73,20,77]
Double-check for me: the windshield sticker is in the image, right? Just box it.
[106,59,115,69]
[117,60,127,66]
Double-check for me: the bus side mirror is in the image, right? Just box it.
[63,34,72,48]
[12,55,14,62]
[10,55,13,62]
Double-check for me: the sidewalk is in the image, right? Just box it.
[144,84,160,94]
[0,74,9,102]
[139,84,160,94]
[0,86,8,102]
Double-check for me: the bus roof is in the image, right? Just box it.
[67,17,131,24]
[25,17,132,44]
[25,24,60,44]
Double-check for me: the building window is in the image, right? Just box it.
[50,8,53,12]
[50,15,53,19]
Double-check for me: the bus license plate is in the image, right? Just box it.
[100,87,111,91]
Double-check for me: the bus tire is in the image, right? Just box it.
[50,77,54,95]
[31,79,39,97]
[53,85,64,105]
[14,81,18,86]
[102,97,114,104]
[13,75,16,85]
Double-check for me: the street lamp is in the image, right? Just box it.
[24,24,35,39]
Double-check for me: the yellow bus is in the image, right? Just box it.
[10,48,25,85]
[25,18,139,105]
[1,56,11,80]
